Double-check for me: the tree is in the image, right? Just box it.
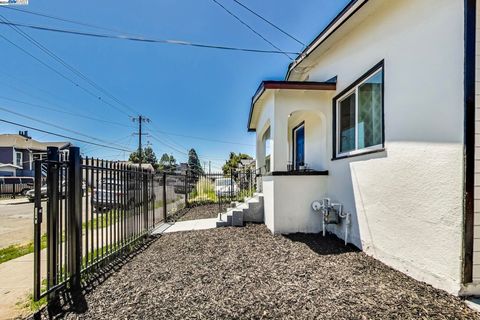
[128,146,158,169]
[222,152,253,174]
[188,148,204,177]
[159,153,177,172]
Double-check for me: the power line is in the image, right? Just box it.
[0,14,137,116]
[149,126,254,146]
[81,134,133,154]
[0,20,300,55]
[0,30,132,117]
[0,90,251,148]
[231,0,305,46]
[0,118,134,152]
[0,95,135,128]
[0,6,134,35]
[132,115,150,164]
[0,106,130,149]
[210,0,295,60]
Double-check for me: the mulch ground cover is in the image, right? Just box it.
[173,204,220,222]
[63,224,479,319]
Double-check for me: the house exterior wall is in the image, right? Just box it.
[255,0,465,294]
[255,94,275,173]
[262,177,275,231]
[473,0,480,283]
[268,176,328,234]
[0,147,13,164]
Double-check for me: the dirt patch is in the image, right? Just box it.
[172,204,220,222]
[62,224,479,319]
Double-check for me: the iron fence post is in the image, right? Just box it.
[230,169,234,202]
[184,170,188,208]
[163,172,167,221]
[33,159,42,301]
[46,147,59,301]
[143,171,148,234]
[68,146,82,291]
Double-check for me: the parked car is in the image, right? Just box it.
[214,178,239,197]
[26,180,86,202]
[26,185,47,202]
[92,179,131,212]
[0,177,34,196]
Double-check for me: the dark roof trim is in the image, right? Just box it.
[286,0,369,80]
[247,81,337,132]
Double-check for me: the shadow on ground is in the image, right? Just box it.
[29,235,160,320]
[284,232,360,256]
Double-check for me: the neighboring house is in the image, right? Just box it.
[0,131,70,177]
[175,163,189,175]
[237,159,256,171]
[247,0,480,296]
[116,161,155,173]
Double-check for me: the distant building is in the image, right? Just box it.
[116,161,155,173]
[0,131,70,177]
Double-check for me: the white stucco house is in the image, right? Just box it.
[247,0,480,296]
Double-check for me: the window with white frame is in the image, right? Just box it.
[15,151,23,167]
[334,63,384,158]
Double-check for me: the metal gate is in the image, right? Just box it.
[33,146,161,302]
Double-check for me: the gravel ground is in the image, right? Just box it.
[63,224,479,319]
[175,204,220,222]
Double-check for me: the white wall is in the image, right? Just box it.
[254,0,465,294]
[287,111,325,171]
[255,94,275,173]
[473,0,480,282]
[301,0,464,294]
[268,176,328,234]
[273,90,332,172]
[262,176,275,231]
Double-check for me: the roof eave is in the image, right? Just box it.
[247,81,337,132]
[286,0,368,80]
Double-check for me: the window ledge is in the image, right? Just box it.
[267,170,329,176]
[332,148,386,161]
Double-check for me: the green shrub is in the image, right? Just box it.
[189,177,216,202]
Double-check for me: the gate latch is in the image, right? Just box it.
[34,207,42,224]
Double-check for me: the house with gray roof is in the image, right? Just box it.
[0,131,70,177]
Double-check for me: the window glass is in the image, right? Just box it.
[339,93,356,154]
[335,65,384,157]
[15,152,22,167]
[358,70,383,149]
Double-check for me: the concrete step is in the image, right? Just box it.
[215,193,264,228]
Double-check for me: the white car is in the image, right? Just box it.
[214,178,238,197]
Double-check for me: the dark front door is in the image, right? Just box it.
[293,123,305,170]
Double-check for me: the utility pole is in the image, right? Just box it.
[209,161,211,175]
[132,115,150,165]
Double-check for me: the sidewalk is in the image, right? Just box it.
[0,249,45,319]
[152,218,218,234]
[0,197,31,206]
[0,224,116,320]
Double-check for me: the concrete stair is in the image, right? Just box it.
[216,193,264,227]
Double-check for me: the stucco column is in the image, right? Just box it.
[256,132,265,173]
[272,105,289,172]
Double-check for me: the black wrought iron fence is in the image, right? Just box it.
[32,146,260,305]
[182,168,257,214]
[33,146,160,303]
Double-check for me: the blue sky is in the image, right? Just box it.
[0,0,348,171]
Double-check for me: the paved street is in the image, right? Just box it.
[0,200,38,249]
